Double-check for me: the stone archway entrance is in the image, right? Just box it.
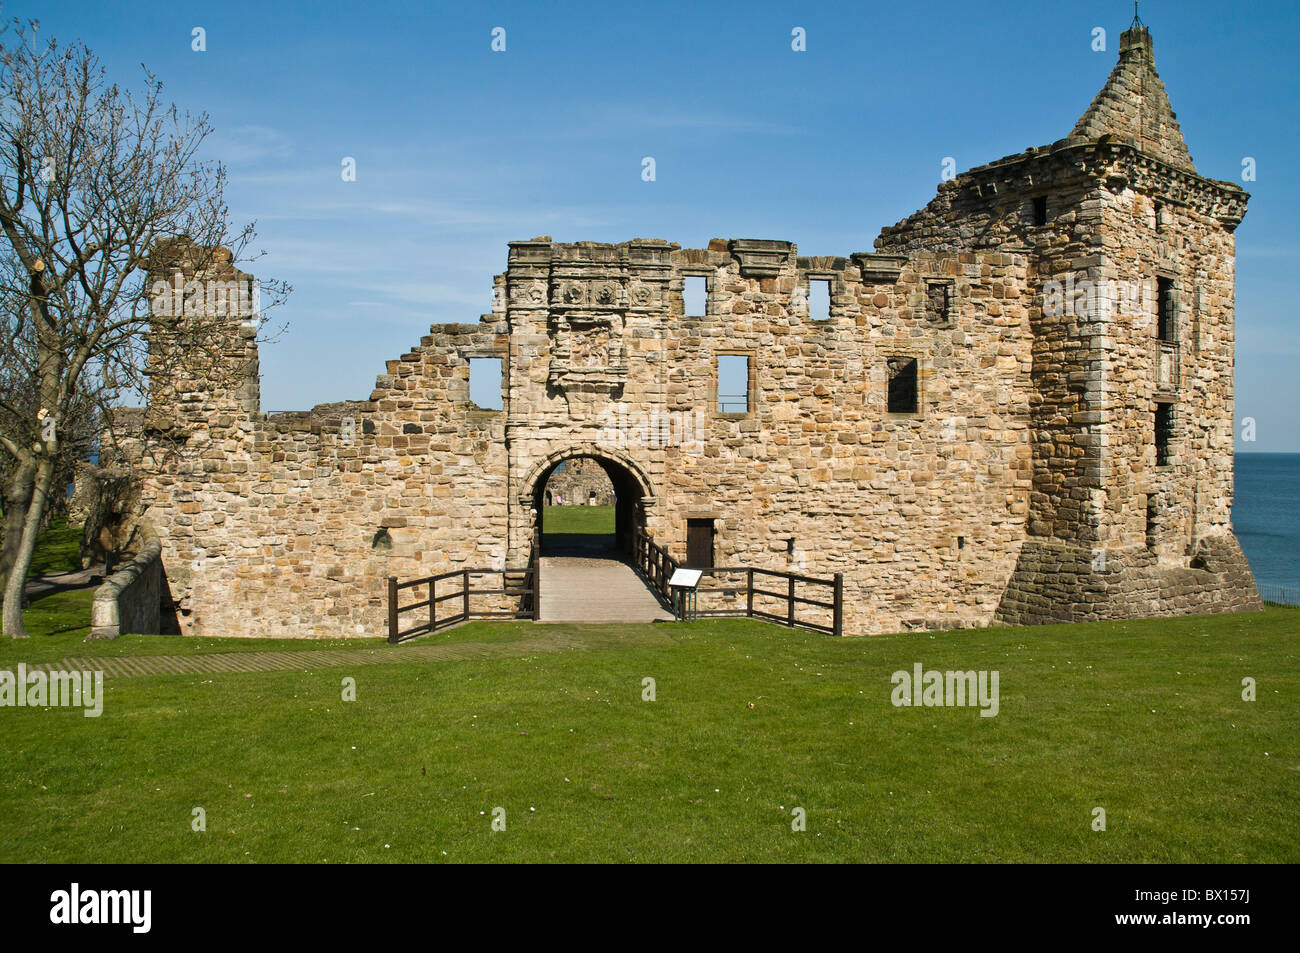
[517,445,656,558]
[534,458,642,556]
[516,447,670,622]
[535,459,618,556]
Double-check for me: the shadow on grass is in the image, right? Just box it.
[541,532,619,558]
[2,586,94,639]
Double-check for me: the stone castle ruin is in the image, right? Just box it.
[112,25,1260,638]
[545,459,615,507]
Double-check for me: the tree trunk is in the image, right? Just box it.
[2,457,56,639]
[1,458,37,592]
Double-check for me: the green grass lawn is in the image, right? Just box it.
[14,588,97,645]
[543,504,614,535]
[1,514,84,582]
[2,606,1296,863]
[1,516,94,643]
[26,516,84,577]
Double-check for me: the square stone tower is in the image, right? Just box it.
[878,24,1260,621]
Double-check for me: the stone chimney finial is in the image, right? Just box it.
[1121,0,1151,58]
[1119,24,1152,58]
[1121,3,1153,51]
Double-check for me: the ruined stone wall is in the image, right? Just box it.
[878,145,1112,549]
[131,236,1033,637]
[1092,163,1242,552]
[133,304,511,637]
[546,459,614,506]
[131,203,1254,637]
[501,238,1033,635]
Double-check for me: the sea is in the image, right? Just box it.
[1234,453,1300,598]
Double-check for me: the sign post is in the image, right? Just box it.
[668,568,703,622]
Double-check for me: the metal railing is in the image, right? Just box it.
[1257,583,1300,607]
[632,526,843,636]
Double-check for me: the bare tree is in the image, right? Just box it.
[0,19,288,637]
[0,333,99,589]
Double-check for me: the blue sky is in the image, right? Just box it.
[17,0,1300,450]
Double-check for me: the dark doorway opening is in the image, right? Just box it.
[686,519,715,568]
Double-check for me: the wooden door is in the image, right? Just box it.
[686,519,714,568]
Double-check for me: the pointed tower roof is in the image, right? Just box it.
[1070,25,1196,172]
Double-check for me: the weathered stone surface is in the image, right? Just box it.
[88,537,163,640]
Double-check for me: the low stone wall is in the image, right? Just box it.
[89,537,163,639]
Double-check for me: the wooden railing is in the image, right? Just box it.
[390,528,844,642]
[632,526,843,636]
[387,532,540,643]
[634,525,681,598]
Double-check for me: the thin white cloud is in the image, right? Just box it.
[204,124,294,165]
[353,280,490,310]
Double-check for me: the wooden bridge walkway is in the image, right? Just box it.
[538,556,674,623]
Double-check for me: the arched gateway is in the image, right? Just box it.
[515,445,655,561]
[511,446,672,623]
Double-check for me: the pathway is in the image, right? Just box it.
[1,626,676,680]
[538,556,675,623]
[24,566,104,599]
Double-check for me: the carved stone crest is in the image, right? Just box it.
[547,311,627,404]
